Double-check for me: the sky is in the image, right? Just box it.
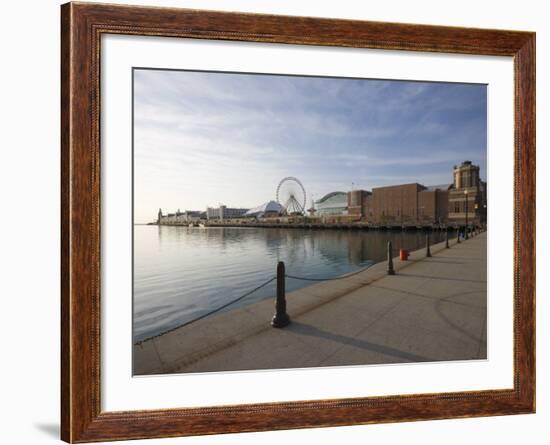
[133,68,487,223]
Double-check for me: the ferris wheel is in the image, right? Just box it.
[276,177,307,215]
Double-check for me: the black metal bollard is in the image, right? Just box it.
[271,261,290,328]
[426,234,432,257]
[387,241,395,275]
[445,230,449,248]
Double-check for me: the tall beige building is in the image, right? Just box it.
[447,161,486,225]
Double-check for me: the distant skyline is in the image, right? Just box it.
[134,68,487,223]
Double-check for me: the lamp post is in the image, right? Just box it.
[464,189,469,239]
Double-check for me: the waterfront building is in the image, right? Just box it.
[314,192,348,216]
[419,184,451,224]
[307,199,317,216]
[156,161,486,227]
[158,209,203,224]
[159,211,177,224]
[347,183,449,225]
[206,204,249,221]
[448,161,487,224]
[244,201,284,218]
[344,161,484,226]
[347,190,371,217]
[180,210,203,221]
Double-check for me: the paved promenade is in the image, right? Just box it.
[134,233,486,375]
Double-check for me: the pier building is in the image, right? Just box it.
[343,161,485,225]
[157,209,203,224]
[155,161,486,227]
[351,183,449,225]
[206,204,249,221]
[314,192,348,216]
[347,189,371,217]
[245,201,284,218]
[447,161,487,225]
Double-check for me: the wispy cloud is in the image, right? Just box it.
[133,69,487,223]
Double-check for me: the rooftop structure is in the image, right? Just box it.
[206,204,249,221]
[315,192,348,216]
[448,161,487,224]
[158,209,203,224]
[245,201,284,218]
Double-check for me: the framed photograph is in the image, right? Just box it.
[61,2,535,442]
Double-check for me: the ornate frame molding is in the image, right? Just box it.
[61,2,535,442]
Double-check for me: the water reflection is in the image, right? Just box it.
[134,225,447,342]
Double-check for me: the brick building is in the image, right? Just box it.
[348,183,450,225]
[345,160,485,225]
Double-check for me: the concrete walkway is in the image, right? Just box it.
[134,233,486,375]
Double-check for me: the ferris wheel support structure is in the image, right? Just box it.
[276,177,307,216]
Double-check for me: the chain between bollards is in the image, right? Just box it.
[271,261,290,328]
[272,228,476,327]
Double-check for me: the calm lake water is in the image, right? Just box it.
[133,225,448,342]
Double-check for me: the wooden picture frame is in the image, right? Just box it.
[61,2,535,442]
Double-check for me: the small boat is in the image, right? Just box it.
[198,223,206,228]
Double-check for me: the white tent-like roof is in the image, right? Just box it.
[245,200,284,217]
